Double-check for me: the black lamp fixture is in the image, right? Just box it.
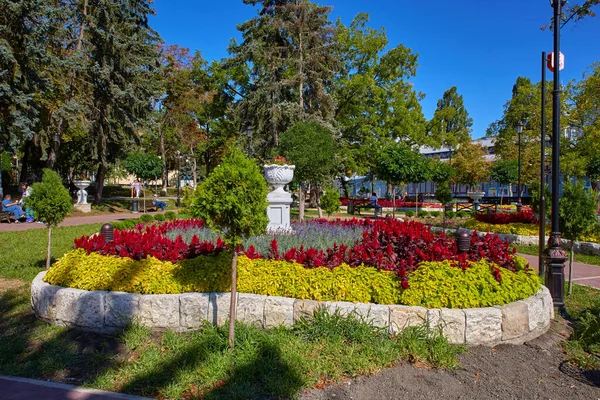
[544,0,568,309]
[516,121,524,213]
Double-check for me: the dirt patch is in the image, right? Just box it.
[0,277,26,293]
[301,320,600,400]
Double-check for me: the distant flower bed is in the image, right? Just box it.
[475,209,537,225]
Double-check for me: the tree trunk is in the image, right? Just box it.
[443,208,446,234]
[190,146,197,188]
[340,177,349,198]
[160,124,168,194]
[46,226,52,270]
[568,241,574,296]
[19,141,32,184]
[299,183,306,221]
[309,182,319,208]
[392,185,396,218]
[95,162,106,204]
[228,249,238,349]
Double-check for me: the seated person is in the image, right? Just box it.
[2,194,25,222]
[20,182,35,222]
[152,194,168,212]
[369,192,382,216]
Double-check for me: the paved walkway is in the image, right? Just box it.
[0,211,165,232]
[0,376,150,400]
[518,253,600,290]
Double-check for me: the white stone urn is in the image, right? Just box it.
[74,180,91,205]
[264,164,295,193]
[264,164,295,231]
[467,191,485,202]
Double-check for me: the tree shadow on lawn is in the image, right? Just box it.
[119,331,305,400]
[0,284,125,385]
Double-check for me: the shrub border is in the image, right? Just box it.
[31,271,553,347]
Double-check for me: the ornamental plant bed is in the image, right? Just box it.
[475,209,537,225]
[52,218,542,308]
[340,198,443,209]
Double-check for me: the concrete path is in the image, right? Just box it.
[519,253,600,290]
[0,376,150,400]
[0,211,165,232]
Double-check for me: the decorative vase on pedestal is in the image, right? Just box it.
[264,165,295,231]
[467,191,485,212]
[74,180,91,213]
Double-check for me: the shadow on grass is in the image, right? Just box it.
[0,284,123,384]
[206,341,304,400]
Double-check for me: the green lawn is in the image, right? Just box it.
[563,284,600,370]
[0,223,101,281]
[0,224,464,399]
[515,244,600,267]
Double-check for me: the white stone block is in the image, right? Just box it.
[388,305,427,334]
[137,294,180,329]
[439,308,466,344]
[525,293,546,331]
[237,293,266,326]
[179,293,210,329]
[293,299,324,322]
[464,307,502,346]
[55,288,106,329]
[208,292,235,326]
[105,291,141,327]
[264,296,295,328]
[500,301,529,341]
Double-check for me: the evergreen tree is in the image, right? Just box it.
[429,86,473,150]
[86,0,161,203]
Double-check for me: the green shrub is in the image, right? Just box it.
[417,210,429,218]
[139,214,154,223]
[445,210,456,219]
[399,258,540,308]
[320,188,341,217]
[455,211,468,219]
[430,211,441,218]
[405,210,415,218]
[113,219,140,231]
[164,211,177,220]
[154,213,165,222]
[237,257,401,304]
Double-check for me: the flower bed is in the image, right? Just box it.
[475,209,537,225]
[46,218,542,308]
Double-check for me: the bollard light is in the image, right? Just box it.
[456,230,471,253]
[101,223,114,243]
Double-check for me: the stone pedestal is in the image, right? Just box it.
[74,203,91,213]
[264,164,295,232]
[267,191,292,231]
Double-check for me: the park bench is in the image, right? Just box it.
[0,211,12,223]
[347,198,381,216]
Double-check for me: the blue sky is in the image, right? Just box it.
[150,0,599,138]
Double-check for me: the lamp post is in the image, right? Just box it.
[245,124,253,157]
[516,122,523,212]
[176,150,181,208]
[539,51,547,278]
[544,0,568,309]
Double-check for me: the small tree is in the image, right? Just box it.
[27,169,73,269]
[559,179,599,295]
[490,159,518,204]
[280,121,338,221]
[191,148,268,348]
[320,188,341,219]
[124,152,163,212]
[453,141,490,191]
[435,181,453,232]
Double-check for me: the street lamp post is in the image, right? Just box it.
[516,122,523,212]
[245,124,253,157]
[176,151,181,208]
[539,51,547,278]
[544,0,568,309]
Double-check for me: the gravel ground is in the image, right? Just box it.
[301,319,600,400]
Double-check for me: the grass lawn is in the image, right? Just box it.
[515,244,600,267]
[563,283,600,370]
[0,224,465,399]
[0,223,101,281]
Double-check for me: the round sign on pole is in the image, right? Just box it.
[547,51,564,72]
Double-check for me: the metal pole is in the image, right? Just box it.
[539,51,547,278]
[517,130,522,209]
[177,153,181,207]
[544,0,567,308]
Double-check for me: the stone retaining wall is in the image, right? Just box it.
[430,226,600,256]
[31,271,553,346]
